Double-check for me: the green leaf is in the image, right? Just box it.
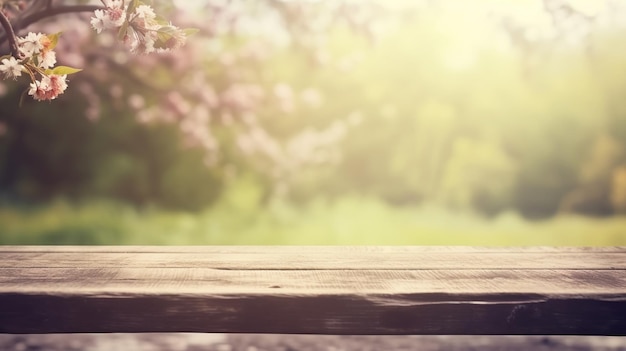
[47,32,62,51]
[155,15,169,26]
[118,21,129,40]
[126,0,141,18]
[48,66,83,75]
[156,25,178,35]
[183,28,199,37]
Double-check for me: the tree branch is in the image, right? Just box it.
[0,5,104,49]
[0,9,20,58]
[16,5,104,29]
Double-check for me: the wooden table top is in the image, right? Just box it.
[1,246,625,335]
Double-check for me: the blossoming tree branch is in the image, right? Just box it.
[0,0,193,102]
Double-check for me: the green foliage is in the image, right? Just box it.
[0,87,222,210]
[0,200,126,244]
[3,1,626,226]
[47,66,82,75]
[0,195,625,245]
[254,15,626,218]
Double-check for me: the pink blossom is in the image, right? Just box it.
[90,2,190,55]
[28,74,68,101]
[91,3,126,33]
[159,26,187,51]
[106,7,126,27]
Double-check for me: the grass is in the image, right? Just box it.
[1,196,625,245]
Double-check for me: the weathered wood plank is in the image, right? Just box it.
[0,247,625,335]
[2,248,625,270]
[2,268,626,296]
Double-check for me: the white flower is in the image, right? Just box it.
[39,50,57,69]
[140,32,157,54]
[28,79,49,100]
[134,5,156,20]
[122,31,140,52]
[0,57,24,79]
[91,9,108,33]
[103,0,124,8]
[91,5,126,34]
[18,32,45,57]
[90,0,189,55]
[123,27,157,54]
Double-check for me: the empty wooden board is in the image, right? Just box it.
[1,246,625,335]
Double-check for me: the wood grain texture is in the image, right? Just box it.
[1,246,625,335]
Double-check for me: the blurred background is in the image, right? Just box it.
[1,0,626,245]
